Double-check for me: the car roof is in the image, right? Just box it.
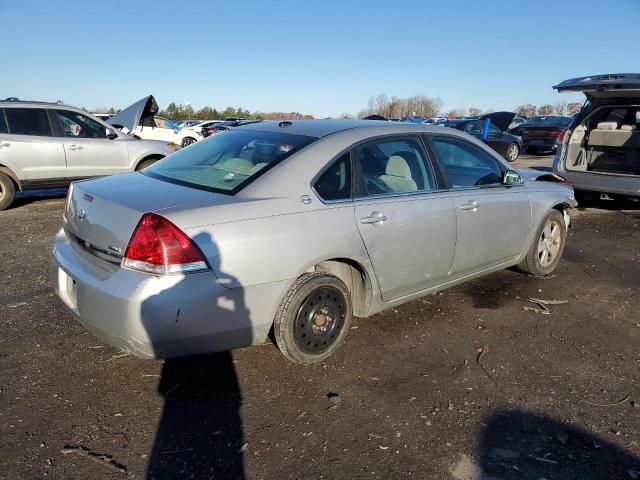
[234,119,422,138]
[0,99,81,109]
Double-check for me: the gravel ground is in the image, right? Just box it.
[1,182,639,480]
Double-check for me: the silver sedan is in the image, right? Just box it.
[51,120,576,363]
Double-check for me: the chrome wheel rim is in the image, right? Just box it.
[183,138,195,146]
[508,144,518,161]
[537,219,562,267]
[294,287,346,354]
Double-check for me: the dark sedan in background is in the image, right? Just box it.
[445,112,522,162]
[521,116,574,154]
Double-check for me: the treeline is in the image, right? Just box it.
[94,103,315,121]
[355,94,583,119]
[515,102,582,117]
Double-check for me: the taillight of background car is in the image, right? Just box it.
[122,213,209,275]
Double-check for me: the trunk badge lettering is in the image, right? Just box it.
[82,194,94,202]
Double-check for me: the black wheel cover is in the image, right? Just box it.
[294,286,347,354]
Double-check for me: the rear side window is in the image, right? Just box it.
[354,137,436,196]
[0,110,7,134]
[4,108,52,136]
[314,153,351,201]
[144,129,316,194]
[431,136,503,188]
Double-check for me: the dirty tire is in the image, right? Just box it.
[135,158,159,171]
[0,172,16,211]
[274,273,351,364]
[517,209,567,277]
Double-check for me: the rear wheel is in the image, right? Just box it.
[517,210,566,277]
[0,172,16,210]
[274,273,351,364]
[506,143,520,162]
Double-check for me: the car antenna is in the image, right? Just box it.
[279,121,293,128]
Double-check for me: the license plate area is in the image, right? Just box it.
[57,267,79,314]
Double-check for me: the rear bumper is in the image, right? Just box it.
[51,228,263,359]
[523,138,560,149]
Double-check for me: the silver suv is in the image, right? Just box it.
[0,99,178,210]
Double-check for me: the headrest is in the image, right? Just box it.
[596,121,618,130]
[620,124,637,131]
[386,155,412,178]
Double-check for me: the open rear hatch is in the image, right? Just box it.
[64,173,227,263]
[554,74,640,100]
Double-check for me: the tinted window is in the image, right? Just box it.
[4,108,52,136]
[431,137,502,188]
[0,110,7,134]
[464,121,501,137]
[55,110,107,138]
[354,137,435,195]
[145,129,315,194]
[314,153,351,201]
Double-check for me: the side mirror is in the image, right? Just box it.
[105,127,118,140]
[503,169,523,185]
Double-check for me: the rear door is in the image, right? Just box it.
[429,135,531,276]
[352,136,456,301]
[0,107,66,183]
[53,109,129,178]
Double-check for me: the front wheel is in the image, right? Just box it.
[0,172,16,211]
[506,143,520,162]
[181,137,196,148]
[274,273,352,364]
[517,210,567,277]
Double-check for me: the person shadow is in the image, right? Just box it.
[141,232,252,480]
[479,408,640,479]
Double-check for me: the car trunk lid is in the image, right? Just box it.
[554,74,640,100]
[64,173,229,262]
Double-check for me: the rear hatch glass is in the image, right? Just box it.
[143,129,316,194]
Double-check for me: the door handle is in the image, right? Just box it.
[459,201,480,211]
[360,211,388,225]
[66,144,82,150]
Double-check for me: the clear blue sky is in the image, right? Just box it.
[1,0,638,117]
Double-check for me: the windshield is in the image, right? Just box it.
[144,129,316,194]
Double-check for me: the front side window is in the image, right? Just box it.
[431,136,503,188]
[4,108,52,136]
[354,137,436,196]
[55,110,107,138]
[144,129,316,194]
[314,152,351,201]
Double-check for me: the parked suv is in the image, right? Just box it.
[552,74,640,200]
[0,100,178,210]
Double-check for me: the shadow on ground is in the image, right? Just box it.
[147,353,245,479]
[478,409,640,479]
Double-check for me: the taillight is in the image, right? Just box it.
[122,213,208,275]
[558,130,566,142]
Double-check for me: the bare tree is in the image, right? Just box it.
[516,104,537,117]
[468,107,482,116]
[566,102,583,115]
[553,101,567,116]
[357,94,443,119]
[537,104,554,116]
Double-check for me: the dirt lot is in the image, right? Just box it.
[1,165,639,479]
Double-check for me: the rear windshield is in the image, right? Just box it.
[537,117,573,127]
[144,129,316,194]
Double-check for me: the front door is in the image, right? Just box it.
[54,109,129,178]
[352,136,456,301]
[429,135,531,276]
